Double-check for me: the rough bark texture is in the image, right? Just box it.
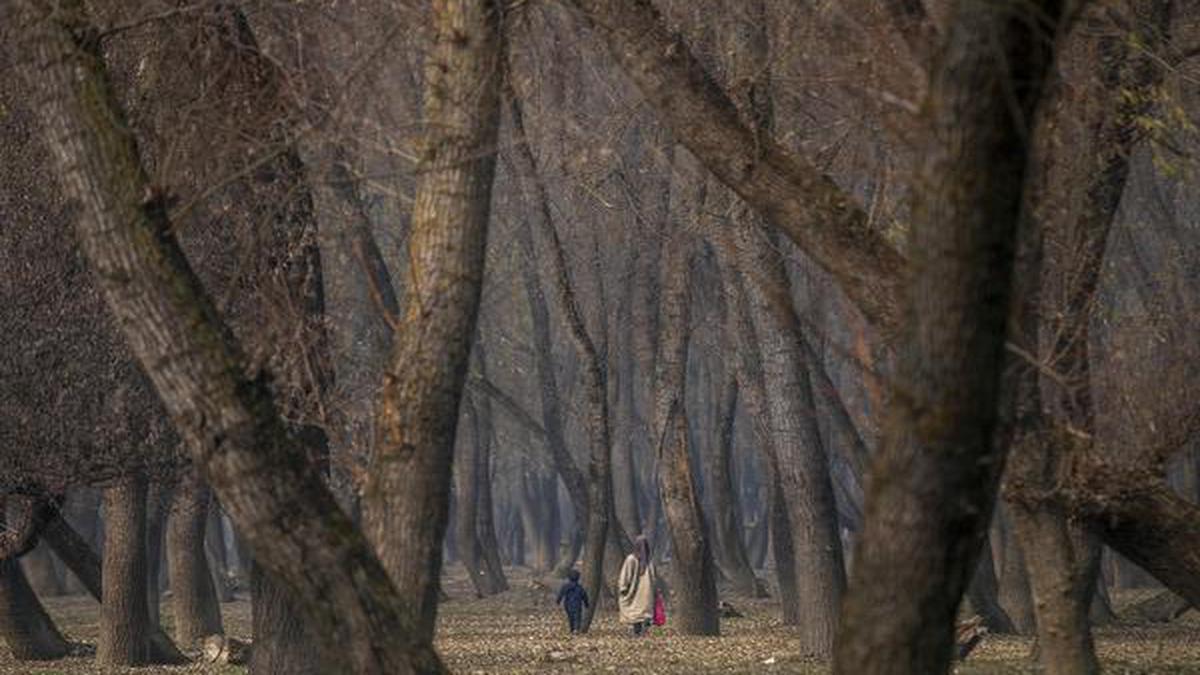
[249,561,322,675]
[833,3,1066,674]
[9,2,442,671]
[732,221,846,654]
[167,472,224,646]
[99,476,150,666]
[362,0,503,646]
[652,213,720,635]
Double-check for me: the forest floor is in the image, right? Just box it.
[4,565,1199,673]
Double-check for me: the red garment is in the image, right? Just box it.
[652,592,666,626]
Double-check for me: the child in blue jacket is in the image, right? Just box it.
[556,569,590,633]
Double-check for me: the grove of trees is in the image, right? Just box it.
[3,0,1200,674]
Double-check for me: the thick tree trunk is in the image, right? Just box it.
[362,0,503,646]
[833,3,1065,673]
[0,558,68,661]
[99,476,150,666]
[11,3,443,670]
[167,472,224,646]
[250,563,323,675]
[731,221,846,654]
[652,210,720,635]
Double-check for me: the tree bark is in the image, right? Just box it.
[250,562,323,675]
[362,0,504,646]
[966,535,1017,634]
[40,509,186,663]
[99,475,151,666]
[833,3,1066,673]
[651,203,720,635]
[705,369,763,597]
[0,558,68,661]
[167,471,224,646]
[10,3,442,671]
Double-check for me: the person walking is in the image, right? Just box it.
[617,535,657,636]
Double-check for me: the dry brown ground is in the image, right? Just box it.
[3,566,1199,673]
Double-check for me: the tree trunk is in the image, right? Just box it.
[730,220,845,655]
[652,202,720,635]
[40,511,187,663]
[206,501,233,603]
[705,370,763,597]
[99,475,150,666]
[12,3,443,670]
[361,0,503,646]
[167,472,224,646]
[833,3,1066,673]
[0,558,68,661]
[250,563,323,675]
[966,535,1016,634]
[456,392,507,597]
[20,544,63,599]
[995,509,1037,633]
[145,482,171,629]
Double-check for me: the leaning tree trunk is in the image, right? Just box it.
[717,263,799,616]
[10,2,443,671]
[651,199,720,635]
[833,3,1067,674]
[99,476,150,666]
[0,558,68,661]
[166,471,224,646]
[361,0,504,646]
[0,497,68,661]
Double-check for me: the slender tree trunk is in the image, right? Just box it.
[99,475,150,666]
[362,0,504,646]
[652,202,719,635]
[996,509,1037,633]
[206,501,233,603]
[167,472,224,646]
[456,392,507,596]
[145,482,171,629]
[705,371,762,597]
[834,3,1066,673]
[966,536,1016,634]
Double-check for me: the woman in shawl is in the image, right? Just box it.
[617,535,657,636]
